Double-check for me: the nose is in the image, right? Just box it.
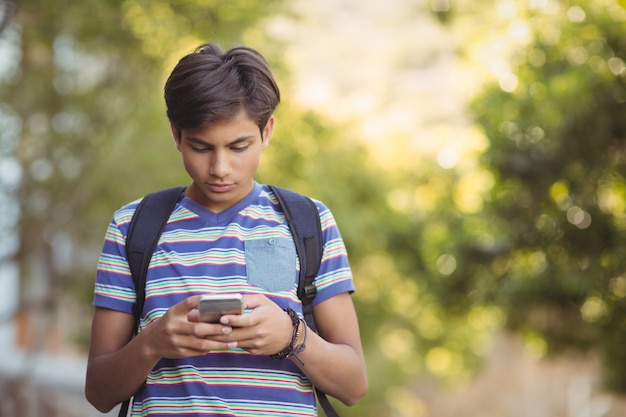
[209,150,231,178]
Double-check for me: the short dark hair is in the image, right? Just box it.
[164,43,280,133]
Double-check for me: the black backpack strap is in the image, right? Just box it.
[126,186,186,332]
[268,185,322,327]
[119,186,185,417]
[269,186,339,417]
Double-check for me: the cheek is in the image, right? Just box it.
[240,154,261,174]
[181,152,203,176]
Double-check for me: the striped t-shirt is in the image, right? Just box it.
[93,182,355,417]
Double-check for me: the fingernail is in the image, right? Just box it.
[228,342,238,349]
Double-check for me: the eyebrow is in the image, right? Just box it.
[184,135,256,147]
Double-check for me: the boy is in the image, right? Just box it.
[85,43,368,416]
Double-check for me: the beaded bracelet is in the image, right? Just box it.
[289,318,307,366]
[270,308,307,365]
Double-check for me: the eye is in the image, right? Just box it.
[231,145,249,153]
[187,141,211,152]
[191,146,210,153]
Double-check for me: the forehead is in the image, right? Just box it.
[182,114,259,141]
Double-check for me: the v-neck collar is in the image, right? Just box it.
[180,182,262,227]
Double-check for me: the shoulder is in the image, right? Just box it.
[110,186,189,231]
[105,197,141,234]
[262,184,330,213]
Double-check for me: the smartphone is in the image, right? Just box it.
[198,293,244,323]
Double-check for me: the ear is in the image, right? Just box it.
[171,122,182,151]
[261,116,275,150]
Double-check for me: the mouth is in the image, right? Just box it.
[206,183,234,193]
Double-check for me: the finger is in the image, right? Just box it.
[219,312,253,328]
[177,295,201,314]
[190,322,233,338]
[227,329,272,354]
[159,297,201,333]
[187,309,200,322]
[167,335,234,357]
[166,295,201,321]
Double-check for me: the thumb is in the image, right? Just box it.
[241,294,266,310]
[171,295,201,316]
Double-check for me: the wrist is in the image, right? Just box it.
[293,320,306,347]
[270,308,307,365]
[289,318,307,365]
[136,326,160,362]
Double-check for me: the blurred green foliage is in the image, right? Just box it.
[434,0,626,393]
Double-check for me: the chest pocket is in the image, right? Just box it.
[245,237,297,292]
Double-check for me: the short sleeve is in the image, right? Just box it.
[311,201,355,305]
[93,205,138,314]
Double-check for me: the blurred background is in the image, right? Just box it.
[1,0,626,416]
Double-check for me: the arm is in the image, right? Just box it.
[85,297,235,413]
[292,292,368,405]
[222,293,368,406]
[297,207,367,403]
[85,308,156,412]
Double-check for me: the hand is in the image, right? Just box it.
[141,295,235,359]
[218,294,295,356]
